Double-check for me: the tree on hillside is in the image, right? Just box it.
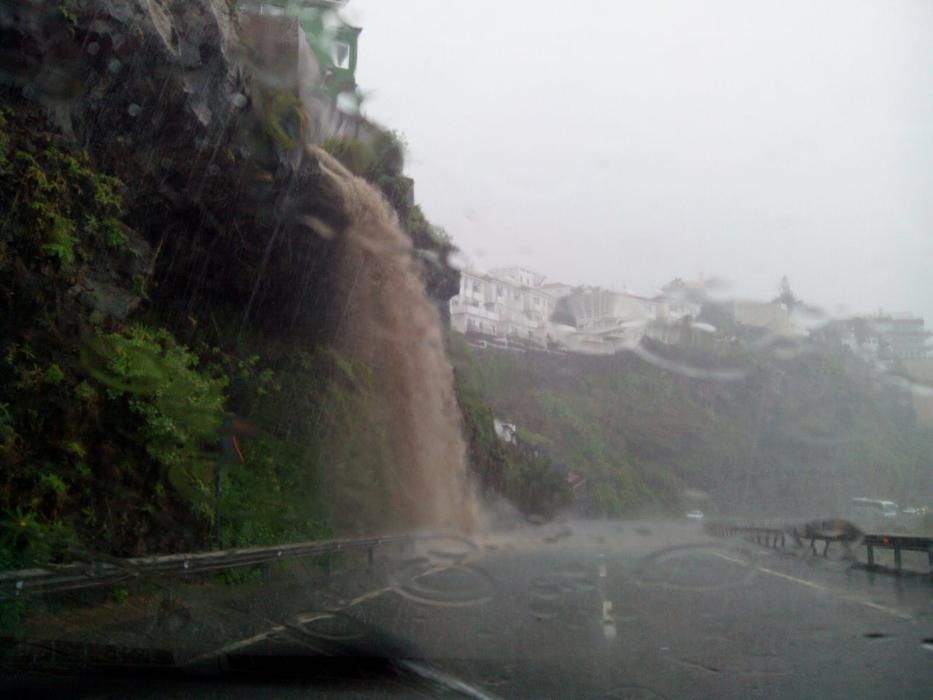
[774,275,798,313]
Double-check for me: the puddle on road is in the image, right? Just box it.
[530,579,563,601]
[294,611,367,642]
[528,599,561,620]
[632,544,756,592]
[390,561,496,608]
[420,534,481,562]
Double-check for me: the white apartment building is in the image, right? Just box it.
[835,313,930,364]
[865,314,931,360]
[449,267,565,348]
[450,266,707,354]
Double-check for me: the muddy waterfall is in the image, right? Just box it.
[312,148,479,534]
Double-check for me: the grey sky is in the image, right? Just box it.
[348,0,933,321]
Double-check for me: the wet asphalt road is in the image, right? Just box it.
[339,520,933,699]
[10,520,933,698]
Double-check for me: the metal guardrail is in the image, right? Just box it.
[0,534,413,600]
[705,521,933,578]
[704,522,788,548]
[862,533,933,572]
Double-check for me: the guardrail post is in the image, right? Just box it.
[866,543,874,567]
[894,544,902,573]
[367,546,374,567]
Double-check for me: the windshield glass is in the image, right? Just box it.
[2,1,932,697]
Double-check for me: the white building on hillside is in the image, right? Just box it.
[731,300,795,337]
[451,266,711,354]
[832,313,930,365]
[866,313,930,360]
[449,267,567,348]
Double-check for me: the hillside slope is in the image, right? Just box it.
[452,337,933,519]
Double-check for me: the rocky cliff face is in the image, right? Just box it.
[2,0,351,338]
[0,1,475,557]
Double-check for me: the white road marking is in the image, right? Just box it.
[602,621,618,641]
[187,626,286,664]
[853,599,914,621]
[598,552,616,641]
[187,573,440,665]
[758,566,829,592]
[709,552,747,566]
[709,551,915,621]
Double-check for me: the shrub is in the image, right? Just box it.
[86,326,227,468]
[80,326,228,525]
[9,145,125,268]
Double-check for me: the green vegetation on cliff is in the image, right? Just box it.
[0,0,465,568]
[0,41,330,565]
[0,99,344,558]
[454,354,571,519]
[451,338,933,518]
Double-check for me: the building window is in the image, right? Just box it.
[473,281,481,293]
[331,41,351,69]
[497,285,504,298]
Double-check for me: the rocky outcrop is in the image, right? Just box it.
[1,0,351,340]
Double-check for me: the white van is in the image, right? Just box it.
[849,498,898,531]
